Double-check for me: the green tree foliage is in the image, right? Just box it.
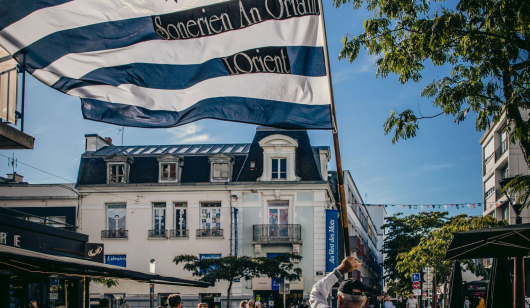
[334,0,530,203]
[393,215,506,291]
[91,278,119,288]
[381,212,449,293]
[174,254,302,308]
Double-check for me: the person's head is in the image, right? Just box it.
[303,300,306,304]
[386,297,391,302]
[337,279,367,308]
[168,294,182,308]
[249,300,255,307]
[99,299,110,308]
[465,296,468,300]
[240,301,248,308]
[409,294,414,299]
[29,301,37,308]
[158,306,165,308]
[255,301,262,308]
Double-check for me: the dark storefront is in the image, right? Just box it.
[0,208,212,308]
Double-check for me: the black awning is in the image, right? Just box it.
[0,245,212,287]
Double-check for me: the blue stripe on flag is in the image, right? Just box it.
[51,46,325,92]
[14,16,159,73]
[0,0,74,32]
[81,97,332,129]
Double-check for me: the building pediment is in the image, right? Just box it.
[208,153,234,163]
[103,154,133,163]
[258,134,298,148]
[156,153,182,163]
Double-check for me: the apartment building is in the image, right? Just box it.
[481,112,530,223]
[75,127,339,308]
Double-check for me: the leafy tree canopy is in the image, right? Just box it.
[381,211,449,293]
[174,254,302,308]
[334,0,530,204]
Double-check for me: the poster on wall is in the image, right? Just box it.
[201,203,221,230]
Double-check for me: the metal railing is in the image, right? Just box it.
[170,229,189,238]
[252,224,302,244]
[0,208,78,231]
[495,139,508,162]
[101,230,128,239]
[196,229,223,238]
[148,229,167,238]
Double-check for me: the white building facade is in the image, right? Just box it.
[76,128,340,308]
[480,112,530,223]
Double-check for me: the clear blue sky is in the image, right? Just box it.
[0,0,484,217]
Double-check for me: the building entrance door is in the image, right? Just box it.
[253,291,303,308]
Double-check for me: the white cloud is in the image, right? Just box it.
[166,123,211,144]
[419,163,454,171]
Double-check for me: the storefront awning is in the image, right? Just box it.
[0,245,213,287]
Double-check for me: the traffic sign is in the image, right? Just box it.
[422,282,433,290]
[423,266,433,273]
[413,282,420,289]
[412,289,421,296]
[412,273,420,282]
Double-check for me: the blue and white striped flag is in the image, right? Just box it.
[0,0,332,129]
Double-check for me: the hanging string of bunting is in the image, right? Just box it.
[347,202,486,210]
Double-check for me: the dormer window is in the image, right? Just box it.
[104,154,133,184]
[161,163,177,181]
[209,154,234,182]
[157,154,182,183]
[271,158,287,179]
[109,164,126,183]
[258,134,299,181]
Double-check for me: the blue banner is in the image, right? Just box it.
[105,255,126,267]
[325,209,339,273]
[234,208,238,257]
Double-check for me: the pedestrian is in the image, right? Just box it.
[249,300,255,308]
[476,296,485,308]
[373,296,383,308]
[396,297,406,308]
[406,294,419,308]
[384,296,394,308]
[309,256,366,308]
[240,300,248,308]
[168,294,183,308]
[526,293,530,308]
[28,301,38,308]
[300,300,309,308]
[464,296,470,308]
[256,301,263,308]
[99,299,110,308]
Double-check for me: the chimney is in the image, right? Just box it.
[7,172,23,183]
[85,134,114,152]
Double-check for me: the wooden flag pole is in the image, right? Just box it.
[317,0,353,275]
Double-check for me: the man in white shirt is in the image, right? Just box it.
[406,293,419,308]
[309,256,365,308]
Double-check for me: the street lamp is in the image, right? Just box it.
[499,176,530,308]
[150,259,156,308]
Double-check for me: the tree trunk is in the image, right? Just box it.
[227,279,233,308]
[502,69,530,168]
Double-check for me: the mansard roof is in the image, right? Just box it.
[76,129,329,186]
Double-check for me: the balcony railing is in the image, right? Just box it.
[148,229,167,238]
[101,229,128,239]
[170,229,189,238]
[495,139,508,162]
[252,224,302,244]
[496,186,504,202]
[349,236,361,252]
[196,229,224,238]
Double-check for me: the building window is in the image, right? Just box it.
[172,202,188,238]
[150,203,166,238]
[484,175,495,199]
[109,164,126,183]
[209,154,234,182]
[160,163,177,182]
[268,200,289,237]
[501,163,509,179]
[271,158,287,180]
[198,202,223,237]
[213,163,229,180]
[104,204,127,238]
[157,154,182,183]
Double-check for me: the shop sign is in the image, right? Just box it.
[85,243,104,263]
[49,278,59,286]
[0,232,21,247]
[105,255,126,267]
[50,293,59,300]
[252,277,272,290]
[325,209,338,273]
[267,253,285,290]
[285,278,304,290]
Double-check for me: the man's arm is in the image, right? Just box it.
[309,256,360,308]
